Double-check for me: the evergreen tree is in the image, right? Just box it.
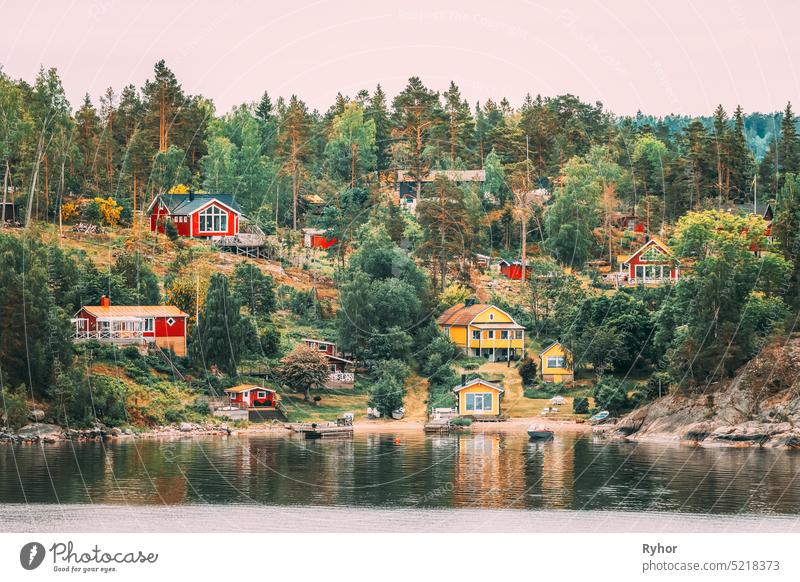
[365,85,392,171]
[190,273,248,375]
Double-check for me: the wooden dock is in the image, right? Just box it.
[424,418,450,433]
[290,423,354,439]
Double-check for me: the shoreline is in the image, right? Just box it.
[1,416,592,444]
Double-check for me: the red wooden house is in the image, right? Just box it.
[302,228,338,249]
[302,338,354,384]
[498,259,531,280]
[620,237,679,285]
[71,296,189,355]
[223,384,287,421]
[147,193,243,238]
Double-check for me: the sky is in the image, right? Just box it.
[1,0,798,116]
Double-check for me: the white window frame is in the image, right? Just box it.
[546,356,565,369]
[465,392,493,412]
[143,318,154,333]
[257,391,267,399]
[472,330,480,340]
[198,205,228,233]
[487,330,494,340]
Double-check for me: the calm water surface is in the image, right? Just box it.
[1,431,799,515]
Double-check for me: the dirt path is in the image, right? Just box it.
[403,374,429,421]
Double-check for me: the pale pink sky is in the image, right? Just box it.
[1,0,798,116]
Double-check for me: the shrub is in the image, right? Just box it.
[165,220,179,241]
[591,377,629,414]
[518,357,538,386]
[573,397,590,414]
[368,359,410,417]
[450,416,472,427]
[0,385,30,430]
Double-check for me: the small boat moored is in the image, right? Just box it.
[589,410,610,425]
[527,425,554,440]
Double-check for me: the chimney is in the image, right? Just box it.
[464,298,476,308]
[461,373,467,386]
[100,295,110,308]
[188,188,195,202]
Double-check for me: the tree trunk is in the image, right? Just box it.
[2,159,8,224]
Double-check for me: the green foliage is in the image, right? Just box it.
[572,396,590,414]
[368,359,410,417]
[450,416,473,427]
[58,370,129,427]
[518,357,538,386]
[591,377,629,414]
[279,344,329,401]
[0,385,30,429]
[189,273,250,375]
[232,262,276,318]
[164,219,179,241]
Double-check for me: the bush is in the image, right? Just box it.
[591,377,629,414]
[518,357,537,386]
[0,385,30,430]
[572,397,590,414]
[61,372,128,427]
[165,220,179,241]
[450,416,472,427]
[368,359,410,417]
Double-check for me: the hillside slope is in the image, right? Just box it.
[614,336,800,448]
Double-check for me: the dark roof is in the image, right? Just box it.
[158,194,243,215]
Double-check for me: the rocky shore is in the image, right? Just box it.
[607,338,800,449]
[0,421,257,444]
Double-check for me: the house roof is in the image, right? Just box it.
[622,236,675,265]
[436,303,491,326]
[303,337,335,345]
[225,384,276,394]
[452,377,504,394]
[79,305,189,319]
[471,322,524,329]
[539,341,570,357]
[150,194,243,216]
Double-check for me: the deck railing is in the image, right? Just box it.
[329,371,355,384]
[71,330,148,344]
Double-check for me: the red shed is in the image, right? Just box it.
[147,193,243,238]
[70,296,189,356]
[498,259,531,280]
[302,228,338,249]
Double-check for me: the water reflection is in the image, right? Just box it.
[1,432,799,515]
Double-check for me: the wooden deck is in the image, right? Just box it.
[289,423,354,439]
[424,418,451,433]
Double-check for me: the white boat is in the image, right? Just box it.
[391,407,405,420]
[589,410,610,424]
[527,425,554,440]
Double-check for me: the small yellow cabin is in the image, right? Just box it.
[453,378,504,416]
[539,341,574,383]
[436,301,525,362]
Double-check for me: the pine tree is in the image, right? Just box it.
[190,273,248,375]
[728,105,753,202]
[779,102,799,181]
[365,85,392,171]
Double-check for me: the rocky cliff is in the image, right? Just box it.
[614,337,800,448]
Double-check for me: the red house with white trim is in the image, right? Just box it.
[147,193,243,238]
[302,338,354,385]
[620,237,679,285]
[70,296,189,356]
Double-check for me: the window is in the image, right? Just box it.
[257,391,266,399]
[501,331,509,339]
[198,205,228,233]
[514,330,523,339]
[143,318,154,332]
[489,313,494,320]
[487,330,494,340]
[465,393,493,412]
[641,247,665,262]
[472,330,480,340]
[166,317,175,326]
[547,356,566,369]
[635,265,644,279]
[318,343,327,351]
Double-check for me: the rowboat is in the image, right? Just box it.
[527,425,554,440]
[589,410,610,425]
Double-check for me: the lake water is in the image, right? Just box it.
[2,431,800,530]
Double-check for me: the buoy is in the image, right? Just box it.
[394,437,401,445]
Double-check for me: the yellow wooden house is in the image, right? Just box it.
[453,378,504,416]
[436,301,525,361]
[539,341,574,383]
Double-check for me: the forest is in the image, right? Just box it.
[2,60,800,428]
